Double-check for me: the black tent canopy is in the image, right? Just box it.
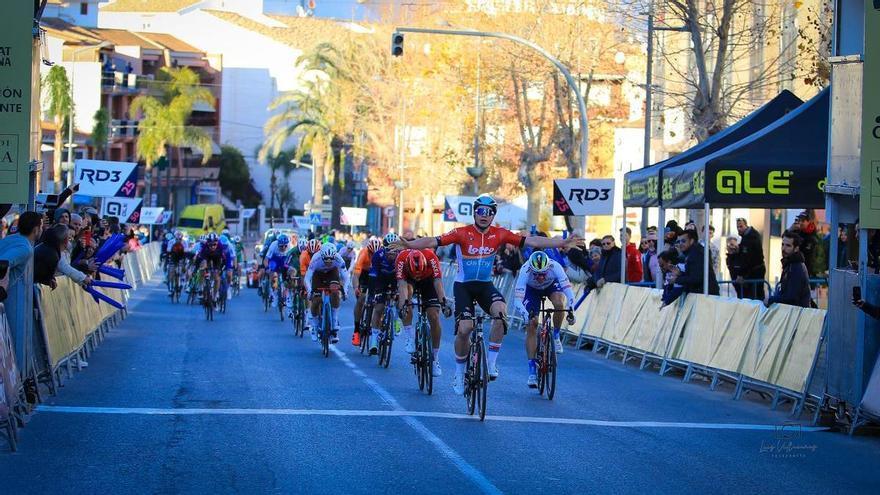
[622,90,804,208]
[661,87,829,209]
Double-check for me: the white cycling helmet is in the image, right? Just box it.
[321,243,337,260]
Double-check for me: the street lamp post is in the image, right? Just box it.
[395,27,588,178]
[66,42,111,189]
[394,26,589,235]
[641,4,690,237]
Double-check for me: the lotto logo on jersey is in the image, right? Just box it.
[467,245,495,256]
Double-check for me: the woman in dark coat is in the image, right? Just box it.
[34,224,69,288]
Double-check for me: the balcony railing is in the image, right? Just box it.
[110,119,140,139]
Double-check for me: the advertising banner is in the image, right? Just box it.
[0,1,34,203]
[862,2,880,228]
[443,195,478,222]
[552,179,615,216]
[100,197,143,223]
[341,207,368,226]
[74,160,138,197]
[139,207,164,225]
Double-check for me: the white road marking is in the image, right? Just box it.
[330,346,503,495]
[34,405,829,432]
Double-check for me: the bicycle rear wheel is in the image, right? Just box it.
[359,304,372,355]
[466,340,478,415]
[294,298,305,337]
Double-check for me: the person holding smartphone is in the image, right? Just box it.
[853,286,880,320]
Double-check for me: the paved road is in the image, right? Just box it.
[2,279,879,494]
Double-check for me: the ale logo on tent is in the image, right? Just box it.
[693,171,705,196]
[662,178,673,200]
[646,177,658,199]
[716,170,792,195]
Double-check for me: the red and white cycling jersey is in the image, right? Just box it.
[437,225,524,283]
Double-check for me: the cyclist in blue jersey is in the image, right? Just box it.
[367,233,403,355]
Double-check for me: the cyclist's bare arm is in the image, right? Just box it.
[523,235,584,250]
[399,237,438,250]
[396,279,409,309]
[433,278,446,303]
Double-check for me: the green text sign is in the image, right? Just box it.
[0,2,33,204]
[862,2,880,228]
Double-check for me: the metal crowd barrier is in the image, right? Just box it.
[0,243,164,451]
[564,283,827,419]
[0,303,20,451]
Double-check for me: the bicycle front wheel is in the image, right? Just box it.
[478,341,488,420]
[422,325,433,396]
[546,331,558,400]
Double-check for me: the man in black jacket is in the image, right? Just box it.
[671,230,720,295]
[592,235,622,289]
[767,231,811,308]
[736,218,766,300]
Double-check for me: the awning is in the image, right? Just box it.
[622,90,803,207]
[661,87,829,209]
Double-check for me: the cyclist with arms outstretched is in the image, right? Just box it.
[396,194,583,394]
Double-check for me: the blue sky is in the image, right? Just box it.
[312,0,376,20]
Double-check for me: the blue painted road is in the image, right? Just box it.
[2,279,879,493]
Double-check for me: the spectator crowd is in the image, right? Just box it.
[441,208,877,313]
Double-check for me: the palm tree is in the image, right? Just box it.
[265,149,296,225]
[42,65,73,193]
[261,43,357,228]
[91,108,110,160]
[130,67,214,203]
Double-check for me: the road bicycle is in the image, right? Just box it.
[457,312,507,421]
[403,292,432,395]
[377,289,399,369]
[203,268,218,321]
[218,270,229,314]
[260,270,272,312]
[167,261,183,304]
[357,289,374,355]
[534,305,571,400]
[315,283,342,358]
[290,277,307,338]
[231,263,242,297]
[275,273,287,321]
[187,267,202,306]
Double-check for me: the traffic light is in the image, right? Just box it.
[391,32,404,57]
